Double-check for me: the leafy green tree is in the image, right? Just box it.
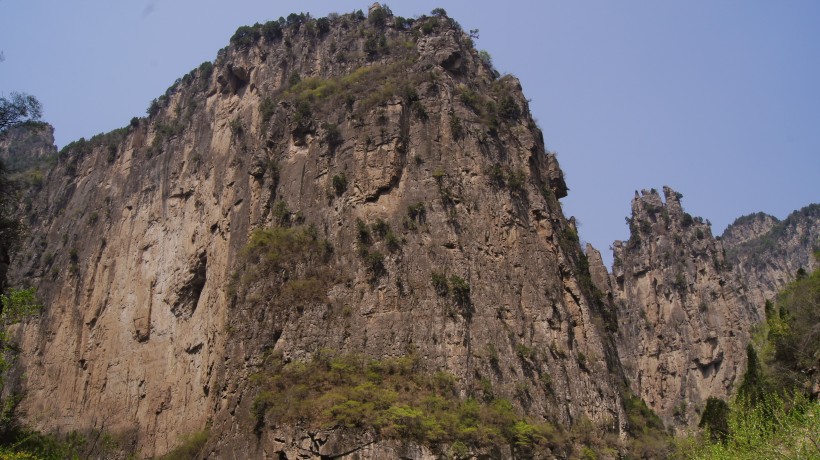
[737,344,767,407]
[0,93,41,132]
[698,397,729,443]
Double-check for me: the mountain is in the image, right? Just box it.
[4,5,817,459]
[721,205,820,310]
[6,6,638,458]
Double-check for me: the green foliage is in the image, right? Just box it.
[284,56,426,118]
[316,17,331,35]
[459,87,481,112]
[421,20,436,35]
[449,275,470,306]
[1,288,43,324]
[251,351,560,451]
[331,173,347,196]
[232,225,333,303]
[407,202,426,224]
[764,264,820,392]
[680,265,820,459]
[737,345,767,407]
[0,93,42,132]
[259,96,276,125]
[430,7,448,17]
[322,122,343,150]
[371,218,390,239]
[698,397,729,443]
[448,114,463,140]
[431,272,449,296]
[478,50,493,68]
[364,250,385,277]
[161,429,209,460]
[683,393,819,460]
[498,95,521,120]
[384,230,401,252]
[230,24,261,48]
[368,5,390,28]
[506,169,525,192]
[356,218,371,244]
[432,168,445,182]
[198,61,214,82]
[261,20,283,42]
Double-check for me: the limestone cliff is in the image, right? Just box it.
[7,7,630,458]
[597,187,758,430]
[721,205,820,310]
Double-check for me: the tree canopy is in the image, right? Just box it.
[0,92,41,133]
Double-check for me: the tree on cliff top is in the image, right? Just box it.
[0,93,41,134]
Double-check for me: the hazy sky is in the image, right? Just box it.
[2,1,818,266]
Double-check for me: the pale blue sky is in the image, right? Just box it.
[2,1,818,266]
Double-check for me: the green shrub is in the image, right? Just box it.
[507,169,525,192]
[365,251,386,277]
[371,218,390,238]
[231,24,261,48]
[250,351,561,451]
[161,429,209,460]
[449,275,470,305]
[261,21,283,41]
[332,173,347,196]
[259,96,276,125]
[323,122,343,150]
[368,6,389,28]
[356,218,371,244]
[385,230,401,252]
[421,20,436,35]
[449,114,463,140]
[407,202,426,223]
[698,397,729,443]
[316,17,331,35]
[431,272,449,296]
[498,95,520,120]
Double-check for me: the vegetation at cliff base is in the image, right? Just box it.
[251,351,564,455]
[677,259,820,459]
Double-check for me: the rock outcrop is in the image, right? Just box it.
[597,187,758,430]
[721,205,820,310]
[0,122,57,172]
[7,7,629,457]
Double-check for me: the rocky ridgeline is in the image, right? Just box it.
[588,187,758,431]
[721,205,820,311]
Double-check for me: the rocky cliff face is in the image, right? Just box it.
[8,7,629,457]
[721,205,820,311]
[593,187,758,430]
[0,122,57,172]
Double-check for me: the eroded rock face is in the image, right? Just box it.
[603,187,758,430]
[722,205,820,311]
[8,8,623,457]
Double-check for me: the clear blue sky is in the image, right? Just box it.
[2,1,819,266]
